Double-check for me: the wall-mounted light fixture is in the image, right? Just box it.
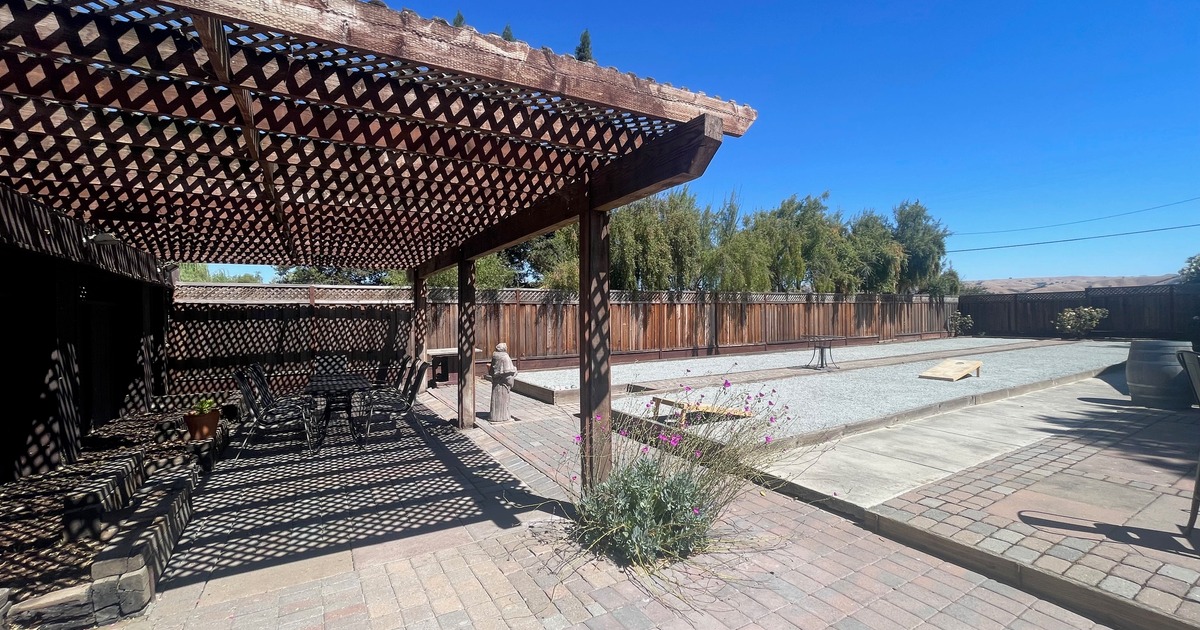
[84,231,122,245]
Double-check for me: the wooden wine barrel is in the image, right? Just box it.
[1126,340,1194,409]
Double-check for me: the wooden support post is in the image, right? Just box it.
[579,199,613,489]
[412,274,428,393]
[457,259,476,429]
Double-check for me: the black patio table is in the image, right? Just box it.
[304,373,371,432]
[806,335,844,369]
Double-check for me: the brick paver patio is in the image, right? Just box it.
[114,382,1114,629]
[872,375,1200,628]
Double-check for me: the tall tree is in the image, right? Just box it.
[501,24,515,41]
[178,263,262,283]
[452,10,465,27]
[610,189,702,291]
[892,200,950,293]
[574,29,593,62]
[698,194,771,292]
[424,254,515,289]
[1180,253,1200,284]
[273,266,388,285]
[924,268,962,297]
[848,211,904,293]
[535,226,580,291]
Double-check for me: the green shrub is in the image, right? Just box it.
[575,458,710,566]
[948,310,973,337]
[1053,306,1109,339]
[567,380,794,570]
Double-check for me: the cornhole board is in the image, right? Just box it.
[919,359,983,382]
[651,396,753,424]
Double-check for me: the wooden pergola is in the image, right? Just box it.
[0,0,755,484]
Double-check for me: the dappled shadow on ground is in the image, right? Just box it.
[158,402,561,589]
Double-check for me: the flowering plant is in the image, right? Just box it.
[567,378,787,569]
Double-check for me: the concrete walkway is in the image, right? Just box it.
[768,371,1200,629]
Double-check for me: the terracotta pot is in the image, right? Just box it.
[184,410,220,441]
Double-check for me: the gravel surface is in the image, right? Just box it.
[519,336,1028,391]
[612,341,1131,441]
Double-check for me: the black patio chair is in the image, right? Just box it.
[362,360,429,441]
[1177,350,1200,535]
[233,369,316,457]
[373,355,413,389]
[373,354,412,388]
[313,353,349,376]
[248,363,309,412]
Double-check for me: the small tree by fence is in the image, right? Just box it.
[959,285,1200,339]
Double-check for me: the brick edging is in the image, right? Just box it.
[863,511,1197,630]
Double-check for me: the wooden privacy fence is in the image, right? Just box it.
[168,284,958,394]
[959,285,1200,339]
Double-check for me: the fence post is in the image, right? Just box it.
[1012,294,1020,336]
[1170,285,1176,337]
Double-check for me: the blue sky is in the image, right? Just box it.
[216,0,1199,283]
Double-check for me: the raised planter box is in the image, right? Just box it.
[5,467,197,629]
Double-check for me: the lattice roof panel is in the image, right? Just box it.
[0,0,756,269]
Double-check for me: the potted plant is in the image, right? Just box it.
[184,398,220,441]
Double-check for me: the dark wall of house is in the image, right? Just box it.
[2,247,168,482]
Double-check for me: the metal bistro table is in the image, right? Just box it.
[806,335,844,369]
[304,373,371,432]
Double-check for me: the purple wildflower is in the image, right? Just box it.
[669,434,682,447]
[573,434,581,444]
[723,379,731,389]
[692,507,701,516]
[694,450,702,458]
[765,435,773,444]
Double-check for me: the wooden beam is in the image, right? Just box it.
[578,196,612,488]
[590,115,724,212]
[412,274,428,393]
[415,114,723,278]
[191,15,301,263]
[457,258,476,429]
[160,0,757,136]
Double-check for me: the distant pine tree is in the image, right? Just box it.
[574,29,593,62]
[452,10,465,27]
[501,24,515,42]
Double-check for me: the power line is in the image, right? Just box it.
[947,223,1200,253]
[952,196,1200,236]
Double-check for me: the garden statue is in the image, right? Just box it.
[488,342,518,422]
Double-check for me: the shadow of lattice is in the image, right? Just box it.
[158,401,558,589]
